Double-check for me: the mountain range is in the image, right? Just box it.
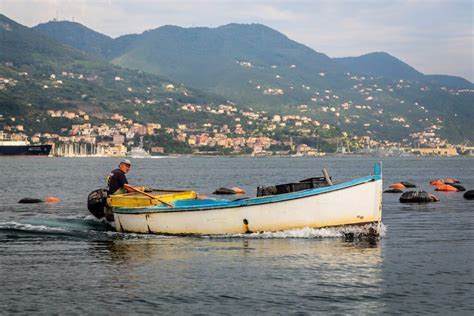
[1,14,473,144]
[34,21,472,89]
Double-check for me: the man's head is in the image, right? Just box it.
[119,159,131,173]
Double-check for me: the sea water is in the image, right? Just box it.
[0,157,473,314]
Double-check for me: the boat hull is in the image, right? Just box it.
[113,177,383,235]
[0,145,52,156]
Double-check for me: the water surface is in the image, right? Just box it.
[1,157,473,314]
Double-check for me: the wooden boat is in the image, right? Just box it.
[112,163,383,235]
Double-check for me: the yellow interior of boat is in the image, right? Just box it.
[107,190,198,207]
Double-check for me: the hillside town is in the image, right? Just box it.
[1,102,471,157]
[1,68,473,157]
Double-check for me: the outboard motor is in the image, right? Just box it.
[87,189,108,219]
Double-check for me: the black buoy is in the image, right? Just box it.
[449,184,466,192]
[18,198,44,204]
[400,190,439,203]
[384,188,403,193]
[400,181,417,188]
[213,187,237,195]
[464,190,474,200]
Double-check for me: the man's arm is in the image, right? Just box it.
[124,183,146,192]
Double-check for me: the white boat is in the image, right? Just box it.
[112,163,383,235]
[126,137,151,158]
[127,146,151,158]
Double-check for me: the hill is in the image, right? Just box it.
[6,16,474,145]
[0,14,227,141]
[335,52,425,81]
[335,52,473,88]
[33,20,473,90]
[111,23,342,86]
[425,74,473,89]
[34,22,350,106]
[34,20,114,58]
[0,15,94,68]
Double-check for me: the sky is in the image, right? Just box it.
[1,0,473,81]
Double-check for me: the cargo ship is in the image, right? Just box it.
[0,140,52,156]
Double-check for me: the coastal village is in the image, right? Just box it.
[1,69,472,157]
[1,104,470,157]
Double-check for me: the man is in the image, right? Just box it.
[106,158,147,195]
[104,159,146,221]
[106,158,132,195]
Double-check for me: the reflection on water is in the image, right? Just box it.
[98,237,384,314]
[105,236,382,263]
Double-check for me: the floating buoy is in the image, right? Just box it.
[18,198,44,204]
[435,184,458,192]
[384,188,404,193]
[400,181,416,188]
[430,180,445,186]
[400,190,439,203]
[231,187,246,194]
[449,184,466,192]
[213,187,245,195]
[464,190,474,200]
[389,183,406,189]
[213,187,238,195]
[46,197,60,203]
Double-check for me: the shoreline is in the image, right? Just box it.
[1,154,472,159]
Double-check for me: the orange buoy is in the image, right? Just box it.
[46,197,60,203]
[435,184,458,192]
[430,180,445,186]
[231,187,246,194]
[389,183,406,189]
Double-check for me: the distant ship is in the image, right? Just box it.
[0,140,52,156]
[126,146,151,158]
[126,137,151,158]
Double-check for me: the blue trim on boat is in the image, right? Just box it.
[374,161,382,176]
[113,173,382,215]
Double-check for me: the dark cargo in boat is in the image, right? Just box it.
[257,176,331,197]
[300,176,332,187]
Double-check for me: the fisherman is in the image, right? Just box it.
[106,158,148,195]
[102,159,148,221]
[106,158,134,195]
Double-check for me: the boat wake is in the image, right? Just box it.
[208,223,386,239]
[0,217,386,240]
[0,221,68,233]
[0,217,170,240]
[0,216,112,240]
